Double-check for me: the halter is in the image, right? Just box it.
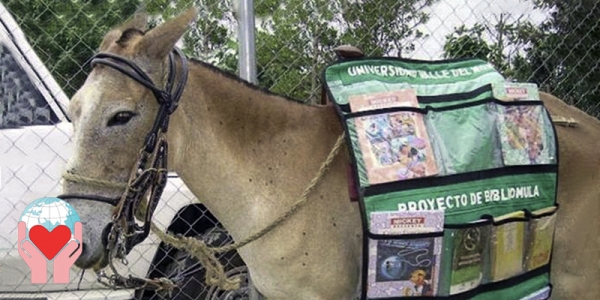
[58,47,189,291]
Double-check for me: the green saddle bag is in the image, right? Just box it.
[322,57,559,300]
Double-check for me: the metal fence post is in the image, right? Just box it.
[238,5,263,300]
[238,0,257,84]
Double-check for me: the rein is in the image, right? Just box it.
[59,47,188,292]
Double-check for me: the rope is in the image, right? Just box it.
[61,166,166,192]
[139,133,346,290]
[149,222,241,290]
[62,171,128,189]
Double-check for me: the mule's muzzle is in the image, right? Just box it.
[74,241,108,270]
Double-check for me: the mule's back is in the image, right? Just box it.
[540,92,600,300]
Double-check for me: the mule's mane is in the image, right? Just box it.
[114,26,313,106]
[187,57,310,106]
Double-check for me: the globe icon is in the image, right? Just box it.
[20,197,81,239]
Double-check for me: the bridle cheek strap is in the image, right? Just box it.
[56,47,189,291]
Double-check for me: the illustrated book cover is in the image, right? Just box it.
[448,219,492,295]
[351,89,438,185]
[496,105,553,166]
[524,206,558,271]
[367,210,444,298]
[489,211,527,282]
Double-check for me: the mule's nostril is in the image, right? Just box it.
[101,223,113,247]
[81,242,87,254]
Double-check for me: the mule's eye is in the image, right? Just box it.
[108,111,136,127]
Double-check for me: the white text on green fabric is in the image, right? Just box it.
[347,64,495,79]
[397,185,540,211]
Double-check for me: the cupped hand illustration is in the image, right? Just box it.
[53,222,83,283]
[18,222,47,284]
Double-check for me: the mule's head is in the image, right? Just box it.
[62,8,197,270]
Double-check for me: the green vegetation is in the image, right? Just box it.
[443,1,600,115]
[5,0,437,104]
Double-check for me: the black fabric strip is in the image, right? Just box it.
[418,84,492,104]
[367,211,548,236]
[346,98,545,120]
[348,105,426,118]
[444,217,493,229]
[334,83,491,113]
[363,164,558,197]
[366,265,551,300]
[334,84,492,114]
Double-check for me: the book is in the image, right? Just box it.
[524,206,558,271]
[497,105,553,166]
[492,81,540,101]
[367,210,444,298]
[489,211,527,282]
[351,90,438,185]
[448,219,491,295]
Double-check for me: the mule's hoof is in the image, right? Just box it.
[333,45,364,59]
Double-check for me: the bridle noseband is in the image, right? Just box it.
[58,47,189,290]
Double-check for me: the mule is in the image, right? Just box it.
[61,8,600,300]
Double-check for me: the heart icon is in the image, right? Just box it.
[29,225,71,260]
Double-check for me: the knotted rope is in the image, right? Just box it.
[137,133,346,290]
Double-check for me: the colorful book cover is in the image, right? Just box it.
[493,81,540,101]
[367,210,444,298]
[490,211,527,282]
[448,220,491,295]
[351,91,437,185]
[497,105,553,165]
[525,206,558,271]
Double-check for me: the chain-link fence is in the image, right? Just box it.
[0,0,598,299]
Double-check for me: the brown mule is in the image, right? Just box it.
[61,8,600,300]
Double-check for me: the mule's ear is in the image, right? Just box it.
[137,7,198,59]
[99,9,148,51]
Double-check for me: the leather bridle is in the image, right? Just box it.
[58,47,189,290]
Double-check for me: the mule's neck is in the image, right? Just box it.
[166,61,345,239]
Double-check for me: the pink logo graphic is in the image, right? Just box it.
[18,197,82,284]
